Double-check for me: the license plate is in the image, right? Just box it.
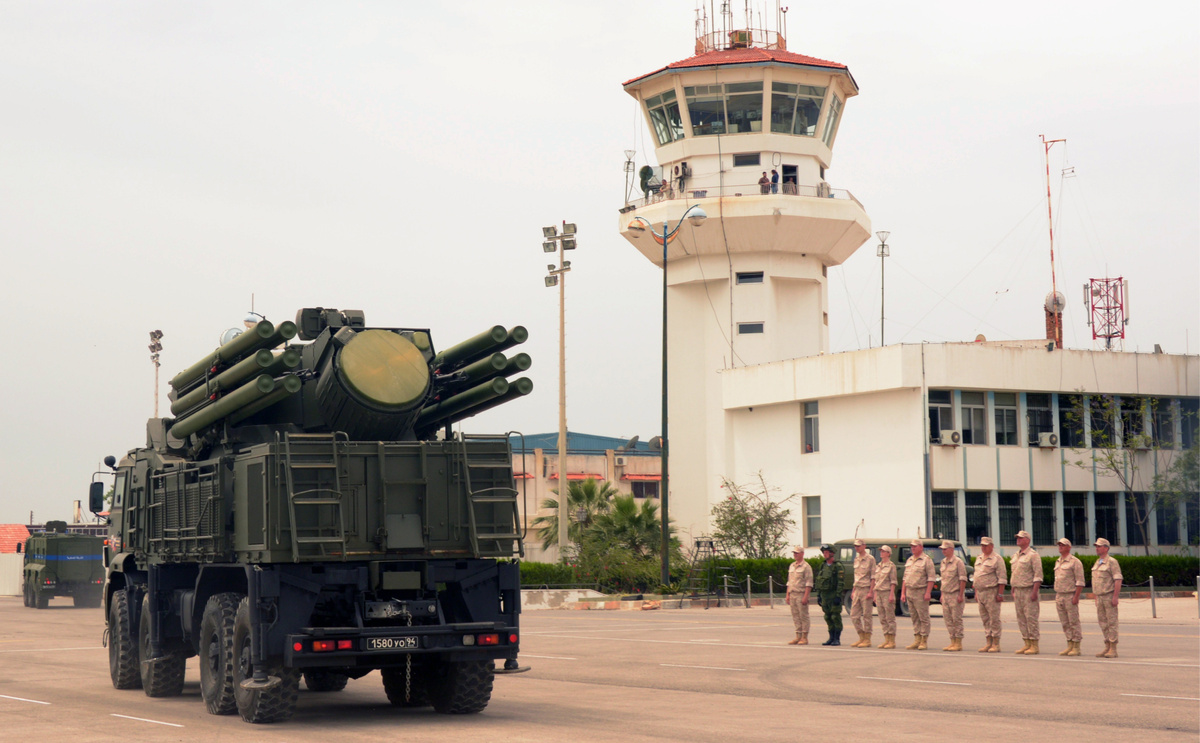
[366,636,418,651]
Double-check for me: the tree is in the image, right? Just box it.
[1153,442,1200,549]
[589,495,673,558]
[1065,394,1195,554]
[530,478,621,553]
[711,472,799,559]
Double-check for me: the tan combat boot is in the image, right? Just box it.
[1058,641,1072,656]
[849,631,863,647]
[1026,639,1039,655]
[1096,640,1110,657]
[905,634,921,650]
[989,638,1001,653]
[917,635,928,650]
[1066,640,1080,656]
[798,633,808,645]
[879,634,895,649]
[1105,641,1118,658]
[1015,638,1031,654]
[861,634,872,648]
[942,638,955,651]
[787,637,801,645]
[977,637,993,653]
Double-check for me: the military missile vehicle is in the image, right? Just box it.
[90,308,532,724]
[22,521,105,609]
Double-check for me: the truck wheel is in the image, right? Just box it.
[22,583,31,608]
[303,671,349,692]
[896,597,909,617]
[34,586,49,610]
[428,660,493,715]
[75,591,102,609]
[842,589,853,617]
[382,665,430,707]
[199,592,241,715]
[233,597,299,724]
[139,594,186,697]
[108,588,142,689]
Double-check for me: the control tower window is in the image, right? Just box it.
[771,83,826,136]
[685,83,764,136]
[645,90,683,146]
[724,82,763,133]
[821,94,843,146]
[686,84,727,135]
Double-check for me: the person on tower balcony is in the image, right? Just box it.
[758,172,771,194]
[771,169,779,193]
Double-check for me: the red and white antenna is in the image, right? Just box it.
[1085,277,1129,351]
[1040,135,1066,348]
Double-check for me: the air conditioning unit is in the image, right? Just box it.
[1038,432,1059,448]
[939,430,962,446]
[615,456,627,466]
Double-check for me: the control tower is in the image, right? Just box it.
[617,13,871,541]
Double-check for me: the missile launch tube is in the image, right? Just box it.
[169,374,276,439]
[228,374,303,425]
[414,377,509,429]
[169,348,301,416]
[431,325,507,371]
[451,353,508,387]
[169,320,299,392]
[494,325,528,355]
[438,377,534,427]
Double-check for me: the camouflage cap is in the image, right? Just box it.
[1015,530,1031,540]
[792,545,805,553]
[909,538,922,547]
[940,540,954,550]
[1094,537,1111,547]
[1057,537,1072,547]
[853,538,865,546]
[880,544,893,552]
[979,536,994,546]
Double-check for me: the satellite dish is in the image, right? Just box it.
[623,435,640,450]
[220,327,243,345]
[648,436,663,451]
[1044,291,1066,314]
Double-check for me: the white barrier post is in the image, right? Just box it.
[1149,575,1156,619]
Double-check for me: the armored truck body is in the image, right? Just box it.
[22,521,105,609]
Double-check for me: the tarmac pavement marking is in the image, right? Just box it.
[0,646,104,654]
[858,677,972,686]
[521,654,578,660]
[1120,693,1200,702]
[111,714,183,728]
[0,694,51,705]
[661,664,745,671]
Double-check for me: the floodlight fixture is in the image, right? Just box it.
[542,241,556,253]
[686,206,708,227]
[547,264,556,272]
[545,275,558,287]
[562,261,571,269]
[562,223,577,236]
[561,237,577,250]
[542,226,558,239]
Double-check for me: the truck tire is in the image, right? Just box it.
[233,597,299,724]
[303,671,349,692]
[382,665,430,707]
[35,586,49,610]
[842,589,853,617]
[75,590,102,609]
[199,592,241,715]
[428,660,493,715]
[22,582,31,608]
[108,588,142,689]
[139,594,186,697]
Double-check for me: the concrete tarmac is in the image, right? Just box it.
[0,595,1196,742]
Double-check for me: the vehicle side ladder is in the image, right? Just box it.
[278,432,348,562]
[459,434,524,559]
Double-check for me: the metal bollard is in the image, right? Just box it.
[722,575,729,607]
[747,575,752,608]
[769,575,774,609]
[1149,575,1156,619]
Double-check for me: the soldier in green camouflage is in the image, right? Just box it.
[816,544,846,646]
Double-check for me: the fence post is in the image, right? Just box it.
[1149,575,1156,619]
[722,574,729,608]
[769,575,774,609]
[746,575,752,608]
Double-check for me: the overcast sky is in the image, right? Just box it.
[1,1,1197,525]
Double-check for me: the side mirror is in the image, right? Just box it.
[89,481,106,514]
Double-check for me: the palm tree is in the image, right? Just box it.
[530,478,621,552]
[589,495,673,558]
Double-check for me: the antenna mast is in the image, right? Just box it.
[1040,135,1066,347]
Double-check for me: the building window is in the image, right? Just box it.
[929,390,954,443]
[770,82,826,136]
[685,82,763,136]
[961,392,987,445]
[1026,393,1053,445]
[1031,492,1055,545]
[965,491,990,545]
[803,401,819,453]
[1157,501,1180,545]
[644,89,684,145]
[1090,396,1117,447]
[1063,493,1088,546]
[994,393,1018,446]
[738,322,764,334]
[804,496,821,546]
[631,481,659,499]
[821,94,843,146]
[932,491,958,541]
[736,271,764,284]
[1182,399,1199,448]
[998,492,1022,545]
[1120,397,1146,448]
[1126,492,1148,547]
[1151,398,1175,448]
[1094,493,1120,545]
[732,153,761,167]
[1058,394,1085,448]
[1186,495,1200,547]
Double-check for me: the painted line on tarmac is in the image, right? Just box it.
[111,714,183,728]
[0,694,51,705]
[858,676,972,686]
[523,625,755,636]
[0,646,104,654]
[522,654,578,660]
[662,663,745,671]
[1120,693,1200,702]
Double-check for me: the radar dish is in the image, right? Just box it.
[220,327,243,345]
[1044,291,1066,314]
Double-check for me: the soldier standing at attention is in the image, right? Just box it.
[849,539,877,647]
[1091,538,1123,658]
[785,545,814,645]
[815,544,846,646]
[900,539,936,650]
[1010,530,1043,655]
[873,545,898,649]
[971,536,1007,652]
[1053,538,1085,656]
[938,540,967,651]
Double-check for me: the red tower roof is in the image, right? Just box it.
[624,47,851,88]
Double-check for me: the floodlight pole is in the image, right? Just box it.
[556,231,569,558]
[876,231,890,347]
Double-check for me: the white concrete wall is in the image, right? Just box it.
[0,554,23,596]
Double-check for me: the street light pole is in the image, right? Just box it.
[542,222,577,561]
[876,231,890,347]
[149,330,163,417]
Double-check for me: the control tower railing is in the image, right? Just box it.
[695,28,786,54]
[623,181,862,211]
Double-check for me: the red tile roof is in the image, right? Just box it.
[0,524,31,554]
[624,47,849,87]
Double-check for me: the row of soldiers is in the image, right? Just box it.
[786,532,1125,657]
